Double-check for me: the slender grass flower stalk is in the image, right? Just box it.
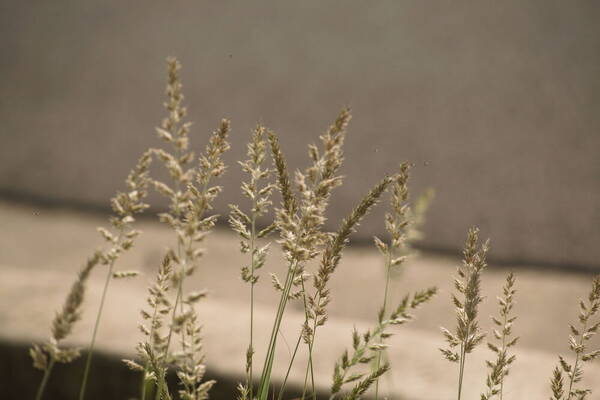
[370,166,434,400]
[150,56,198,361]
[123,255,174,400]
[30,120,152,400]
[30,252,101,400]
[159,117,230,354]
[151,57,230,337]
[77,150,152,400]
[372,162,411,400]
[550,276,600,400]
[228,124,275,399]
[31,149,153,400]
[146,57,230,399]
[440,227,489,400]
[172,298,215,400]
[481,272,518,400]
[120,56,197,399]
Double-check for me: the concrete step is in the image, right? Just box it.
[1,200,599,399]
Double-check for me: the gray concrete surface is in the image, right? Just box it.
[1,201,599,399]
[0,1,599,269]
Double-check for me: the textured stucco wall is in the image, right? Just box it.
[1,1,599,268]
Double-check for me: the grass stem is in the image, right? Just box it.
[566,320,587,400]
[457,342,466,400]
[257,261,297,400]
[499,311,508,400]
[35,358,56,400]
[277,332,302,400]
[78,257,117,400]
[374,250,392,400]
[248,201,257,400]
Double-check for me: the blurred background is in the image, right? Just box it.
[0,1,599,399]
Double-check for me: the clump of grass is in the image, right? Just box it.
[550,276,600,400]
[31,56,229,400]
[28,56,600,400]
[259,109,388,400]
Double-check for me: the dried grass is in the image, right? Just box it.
[29,58,600,400]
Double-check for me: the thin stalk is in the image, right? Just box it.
[248,199,257,400]
[382,350,396,395]
[257,267,294,391]
[156,373,169,400]
[177,240,189,352]
[374,250,393,400]
[143,145,186,400]
[457,340,467,400]
[155,179,208,400]
[277,332,303,400]
[78,253,119,400]
[155,240,188,400]
[306,320,319,400]
[303,287,338,400]
[299,280,315,400]
[163,261,185,360]
[140,377,148,400]
[174,172,189,357]
[273,276,315,400]
[35,358,56,400]
[257,261,298,400]
[301,302,316,399]
[301,356,314,400]
[304,290,329,400]
[499,312,508,400]
[163,179,208,360]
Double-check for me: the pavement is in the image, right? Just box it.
[1,199,599,399]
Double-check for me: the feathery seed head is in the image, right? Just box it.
[441,227,489,364]
[481,272,518,400]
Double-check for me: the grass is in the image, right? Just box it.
[28,58,600,400]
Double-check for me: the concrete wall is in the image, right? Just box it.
[1,1,599,268]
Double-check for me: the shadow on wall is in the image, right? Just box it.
[0,340,328,400]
